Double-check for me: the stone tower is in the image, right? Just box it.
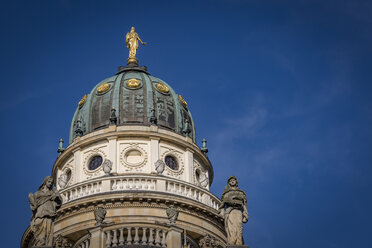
[21,31,227,248]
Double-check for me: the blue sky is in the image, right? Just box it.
[1,0,371,247]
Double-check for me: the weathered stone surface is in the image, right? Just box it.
[28,176,61,247]
[220,176,249,246]
[155,159,165,174]
[102,159,113,175]
[199,234,223,248]
[166,205,178,225]
[94,207,107,226]
[53,234,73,248]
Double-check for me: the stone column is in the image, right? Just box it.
[166,226,183,248]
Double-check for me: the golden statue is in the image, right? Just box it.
[125,27,146,64]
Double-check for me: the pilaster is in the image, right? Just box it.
[185,148,194,182]
[89,226,105,248]
[107,136,117,174]
[150,136,160,173]
[73,148,82,183]
[166,226,182,248]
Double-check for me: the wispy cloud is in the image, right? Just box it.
[0,90,43,111]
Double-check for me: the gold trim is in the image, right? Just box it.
[126,78,141,88]
[78,95,87,107]
[156,83,169,93]
[97,83,110,93]
[179,95,187,107]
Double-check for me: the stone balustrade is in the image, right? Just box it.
[59,175,221,210]
[77,238,90,248]
[105,226,167,247]
[61,181,102,202]
[111,178,156,191]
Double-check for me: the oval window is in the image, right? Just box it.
[89,155,103,170]
[165,155,179,170]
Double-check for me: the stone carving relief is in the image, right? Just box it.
[220,176,249,246]
[28,176,62,247]
[120,143,148,172]
[83,147,107,178]
[54,234,73,248]
[57,167,72,189]
[94,207,107,226]
[198,234,223,248]
[160,147,184,178]
[154,159,165,175]
[193,160,209,188]
[102,159,113,175]
[166,205,178,225]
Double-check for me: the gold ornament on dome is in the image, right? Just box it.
[78,95,87,107]
[126,78,141,88]
[156,83,169,93]
[97,83,110,94]
[125,27,146,65]
[179,95,187,107]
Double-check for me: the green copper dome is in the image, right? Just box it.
[69,66,196,143]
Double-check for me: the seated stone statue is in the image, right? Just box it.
[28,176,62,246]
[220,176,249,246]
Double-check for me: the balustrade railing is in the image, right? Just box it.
[61,181,102,202]
[165,181,203,202]
[104,226,167,247]
[111,178,156,191]
[59,175,220,210]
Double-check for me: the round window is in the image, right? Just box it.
[165,155,179,170]
[89,155,103,171]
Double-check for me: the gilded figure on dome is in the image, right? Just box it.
[125,27,146,64]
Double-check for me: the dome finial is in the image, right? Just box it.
[201,138,208,156]
[57,138,65,155]
[125,26,146,65]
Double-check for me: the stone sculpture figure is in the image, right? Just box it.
[28,176,62,246]
[57,173,68,189]
[166,205,178,225]
[220,176,249,246]
[155,159,165,175]
[102,159,113,175]
[125,27,146,64]
[199,170,209,188]
[94,207,107,226]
